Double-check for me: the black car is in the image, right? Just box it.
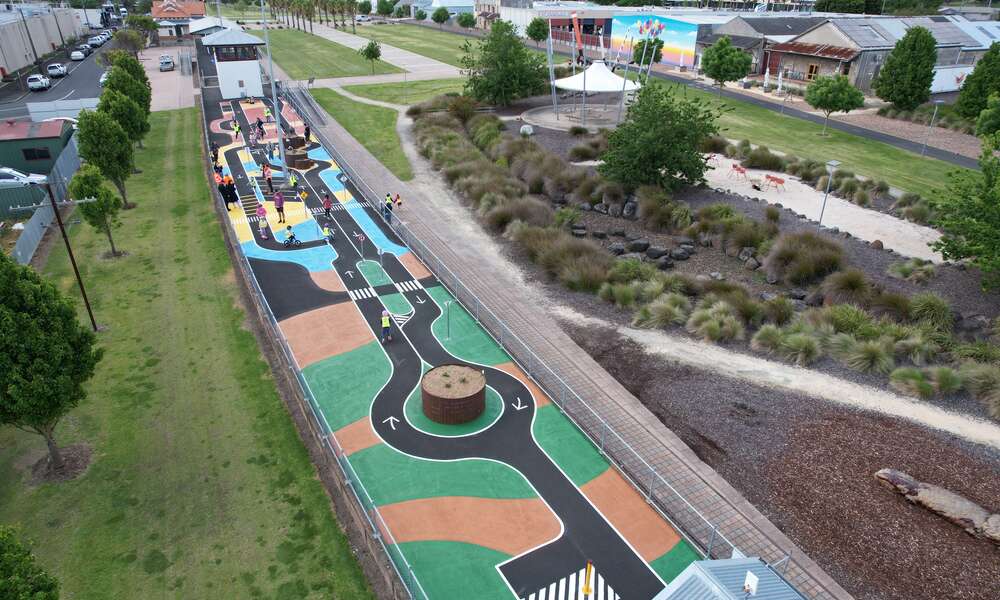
[76,44,93,56]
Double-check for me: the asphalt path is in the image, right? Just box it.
[218,95,667,598]
[0,42,113,118]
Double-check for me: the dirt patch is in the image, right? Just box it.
[30,443,92,484]
[310,269,346,292]
[422,364,485,398]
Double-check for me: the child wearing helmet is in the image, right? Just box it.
[380,310,392,343]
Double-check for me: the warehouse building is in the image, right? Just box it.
[0,4,84,78]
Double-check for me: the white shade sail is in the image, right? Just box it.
[553,61,641,93]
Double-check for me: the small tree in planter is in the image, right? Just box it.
[805,74,864,134]
[701,36,751,96]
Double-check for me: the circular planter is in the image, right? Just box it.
[422,364,486,425]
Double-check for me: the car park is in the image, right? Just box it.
[26,74,51,91]
[70,50,86,61]
[0,168,47,189]
[159,55,174,72]
[46,63,67,77]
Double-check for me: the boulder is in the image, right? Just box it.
[957,313,990,333]
[745,257,760,271]
[791,299,808,311]
[609,204,623,218]
[577,202,592,212]
[725,244,740,258]
[622,201,638,219]
[871,239,884,250]
[738,246,755,262]
[766,272,780,285]
[805,290,825,307]
[591,230,607,239]
[677,236,696,246]
[710,272,724,280]
[571,229,587,238]
[655,257,674,270]
[670,247,690,260]
[594,203,609,214]
[619,252,645,262]
[608,242,626,255]
[610,227,626,237]
[627,238,650,253]
[759,292,779,302]
[787,288,808,300]
[646,246,669,259]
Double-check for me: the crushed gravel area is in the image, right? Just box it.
[835,111,982,160]
[562,320,1000,600]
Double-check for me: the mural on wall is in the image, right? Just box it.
[610,15,698,67]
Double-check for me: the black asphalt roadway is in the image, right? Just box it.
[0,40,114,119]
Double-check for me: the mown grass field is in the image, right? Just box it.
[0,107,373,600]
[346,77,467,105]
[251,28,402,79]
[312,87,413,180]
[353,23,473,68]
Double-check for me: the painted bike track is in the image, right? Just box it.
[218,97,668,599]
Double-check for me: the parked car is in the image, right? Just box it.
[70,50,86,61]
[0,168,47,189]
[355,14,371,21]
[87,36,104,47]
[159,55,174,72]
[26,74,51,91]
[46,63,67,77]
[75,43,93,56]
[99,70,109,86]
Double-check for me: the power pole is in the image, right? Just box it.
[18,6,41,75]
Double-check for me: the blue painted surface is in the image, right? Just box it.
[275,218,325,243]
[308,147,333,162]
[240,239,338,272]
[318,168,346,193]
[344,199,407,257]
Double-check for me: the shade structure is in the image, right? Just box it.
[553,61,640,93]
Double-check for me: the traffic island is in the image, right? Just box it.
[422,364,485,424]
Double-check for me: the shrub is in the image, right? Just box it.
[537,235,607,278]
[573,176,601,205]
[837,178,860,197]
[823,303,875,336]
[890,367,934,398]
[764,232,844,285]
[765,205,781,224]
[569,144,599,161]
[820,269,871,306]
[764,296,796,325]
[751,324,784,353]
[484,197,553,231]
[815,175,830,192]
[845,339,895,374]
[780,332,822,366]
[870,292,911,321]
[697,203,736,221]
[554,206,580,228]
[742,147,785,171]
[826,331,858,359]
[699,135,729,153]
[610,283,638,307]
[447,95,477,123]
[832,169,855,181]
[927,366,962,395]
[910,293,952,331]
[686,301,746,342]
[597,180,625,206]
[637,186,692,231]
[903,202,931,224]
[894,332,940,366]
[558,256,609,292]
[852,190,870,206]
[887,259,936,284]
[893,192,922,209]
[608,258,656,284]
[658,273,700,296]
[873,180,890,198]
[952,341,1000,364]
[959,363,1000,417]
[569,125,589,136]
[724,293,765,327]
[633,293,692,328]
[510,224,552,260]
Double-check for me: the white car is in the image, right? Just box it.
[46,63,67,77]
[70,50,86,61]
[87,36,104,47]
[0,167,48,189]
[26,74,51,91]
[159,56,174,72]
[99,70,109,86]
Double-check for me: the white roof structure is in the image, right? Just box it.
[553,61,640,93]
[189,15,242,35]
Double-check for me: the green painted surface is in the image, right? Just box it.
[357,259,393,287]
[381,292,413,316]
[347,444,536,506]
[649,539,701,584]
[425,285,511,367]
[532,404,608,487]
[404,382,503,437]
[394,541,513,600]
[304,340,391,432]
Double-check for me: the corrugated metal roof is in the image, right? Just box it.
[0,119,67,142]
[831,17,978,49]
[699,558,807,600]
[770,41,858,61]
[738,16,826,36]
[943,16,1000,49]
[201,28,265,46]
[699,33,762,50]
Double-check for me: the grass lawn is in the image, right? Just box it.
[251,28,402,79]
[345,78,467,105]
[0,107,373,600]
[311,87,413,180]
[354,24,472,68]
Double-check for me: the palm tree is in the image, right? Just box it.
[345,0,356,33]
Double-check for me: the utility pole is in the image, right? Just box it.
[261,0,287,173]
[50,6,67,57]
[18,6,41,75]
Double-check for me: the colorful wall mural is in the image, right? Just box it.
[610,15,698,67]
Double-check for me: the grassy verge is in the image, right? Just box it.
[353,24,472,67]
[345,77,467,105]
[311,87,413,180]
[251,28,402,79]
[0,107,373,600]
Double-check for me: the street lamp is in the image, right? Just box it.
[260,0,287,174]
[818,159,840,226]
[920,99,944,157]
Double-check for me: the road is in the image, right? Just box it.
[0,42,112,119]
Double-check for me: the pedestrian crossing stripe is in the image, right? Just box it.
[391,312,412,327]
[348,287,376,301]
[394,280,422,293]
[309,205,346,213]
[521,566,618,600]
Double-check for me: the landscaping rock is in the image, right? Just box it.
[609,204,623,218]
[677,236,695,246]
[610,227,626,237]
[594,203,609,214]
[655,257,674,270]
[805,291,825,307]
[697,233,713,247]
[622,201,638,219]
[670,247,690,260]
[738,247,755,262]
[725,244,740,258]
[791,299,808,311]
[759,292,779,302]
[571,229,587,238]
[957,313,990,333]
[625,231,643,242]
[766,272,780,285]
[591,230,607,239]
[627,239,650,253]
[871,239,884,250]
[745,257,760,271]
[645,246,668,259]
[787,288,809,300]
[608,242,626,255]
[577,202,592,211]
[710,272,724,280]
[680,243,695,253]
[619,253,645,262]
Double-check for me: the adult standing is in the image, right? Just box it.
[217,179,228,209]
[273,190,285,224]
[225,177,238,210]
[383,194,394,224]
[262,163,273,194]
[210,141,219,163]
[304,124,311,143]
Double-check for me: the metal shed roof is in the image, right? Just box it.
[830,17,978,49]
[656,558,808,600]
[201,28,265,46]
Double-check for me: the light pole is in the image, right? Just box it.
[818,159,840,226]
[260,0,287,176]
[920,99,944,157]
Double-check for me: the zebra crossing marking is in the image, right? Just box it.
[393,280,422,293]
[348,287,376,301]
[521,566,617,600]
[391,312,413,327]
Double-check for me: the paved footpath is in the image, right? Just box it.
[285,87,855,600]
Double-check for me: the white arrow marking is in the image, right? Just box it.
[382,416,399,431]
[345,270,354,279]
[414,296,425,304]
[512,397,527,411]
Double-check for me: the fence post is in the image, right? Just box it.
[708,525,717,558]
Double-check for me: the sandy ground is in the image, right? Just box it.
[705,156,942,262]
[143,47,195,112]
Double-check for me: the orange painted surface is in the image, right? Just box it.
[279,303,373,367]
[311,270,346,292]
[399,252,432,281]
[581,468,681,561]
[334,418,380,456]
[378,496,560,556]
[495,362,550,408]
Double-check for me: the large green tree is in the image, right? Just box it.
[103,66,151,119]
[633,38,664,67]
[976,94,1000,137]
[814,0,864,12]
[77,109,135,207]
[525,17,549,47]
[98,89,149,149]
[113,29,145,58]
[456,12,475,28]
[0,527,59,599]
[701,36,751,96]
[461,19,546,106]
[0,252,103,471]
[104,50,151,96]
[957,43,1000,119]
[358,0,371,14]
[599,84,719,191]
[930,133,1000,289]
[805,74,865,134]
[68,164,125,257]
[375,0,393,16]
[873,26,936,110]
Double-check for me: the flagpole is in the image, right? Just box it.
[547,18,559,120]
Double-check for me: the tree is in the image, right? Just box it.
[456,12,475,28]
[805,74,864,134]
[701,36,751,96]
[0,527,59,599]
[976,94,1000,137]
[431,6,449,28]
[814,0,864,11]
[103,66,151,118]
[599,84,719,192]
[525,17,548,47]
[98,89,149,149]
[0,253,102,472]
[461,20,547,106]
[392,4,406,18]
[873,26,936,110]
[113,29,145,58]
[76,110,135,207]
[358,0,371,14]
[415,9,426,20]
[633,38,664,67]
[376,0,393,16]
[957,43,1000,119]
[125,13,157,40]
[103,50,150,94]
[930,133,1000,289]
[68,165,124,257]
[359,39,382,74]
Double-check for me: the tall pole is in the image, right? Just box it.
[217,0,223,26]
[19,7,41,75]
[617,35,634,124]
[40,182,98,332]
[547,18,559,119]
[261,0,287,174]
[920,102,941,157]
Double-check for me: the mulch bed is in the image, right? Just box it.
[30,443,92,484]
